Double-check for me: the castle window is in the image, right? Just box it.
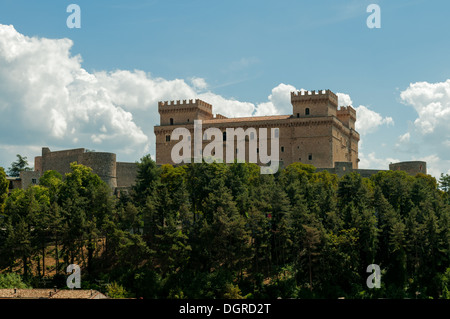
[32,178,37,185]
[281,146,284,153]
[257,148,259,153]
[223,131,227,141]
[170,118,174,125]
[166,135,171,142]
[308,154,312,161]
[187,119,190,122]
[297,113,300,118]
[299,157,301,161]
[305,108,310,115]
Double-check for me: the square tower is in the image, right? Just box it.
[158,99,213,126]
[291,90,338,118]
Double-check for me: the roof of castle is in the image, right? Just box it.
[203,115,291,124]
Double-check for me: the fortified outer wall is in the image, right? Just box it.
[40,147,85,176]
[22,147,138,192]
[389,161,427,175]
[80,152,117,189]
[316,161,426,177]
[116,162,138,188]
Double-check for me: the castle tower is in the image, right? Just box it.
[337,106,357,130]
[158,99,213,126]
[290,90,338,118]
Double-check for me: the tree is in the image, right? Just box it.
[106,281,131,298]
[0,273,30,289]
[58,163,115,275]
[2,186,50,278]
[439,173,450,193]
[7,154,32,177]
[132,155,161,206]
[300,224,321,292]
[0,167,8,213]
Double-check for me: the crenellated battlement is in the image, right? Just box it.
[291,89,338,107]
[337,106,357,119]
[158,98,212,111]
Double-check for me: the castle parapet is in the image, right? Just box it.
[158,98,212,112]
[158,98,213,125]
[291,89,338,106]
[337,106,356,119]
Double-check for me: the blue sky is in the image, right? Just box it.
[1,0,450,177]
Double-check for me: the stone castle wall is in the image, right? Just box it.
[389,161,426,175]
[155,90,359,169]
[26,147,137,191]
[116,162,138,188]
[80,152,117,188]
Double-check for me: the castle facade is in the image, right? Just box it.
[154,90,359,169]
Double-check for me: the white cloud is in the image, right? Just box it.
[337,92,393,136]
[400,80,450,135]
[254,83,299,116]
[1,23,418,179]
[198,92,255,118]
[355,105,394,135]
[398,132,410,143]
[336,92,353,106]
[413,154,450,178]
[0,24,286,167]
[0,24,149,165]
[358,151,399,170]
[395,79,450,177]
[190,77,208,90]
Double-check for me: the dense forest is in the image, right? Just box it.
[0,156,449,299]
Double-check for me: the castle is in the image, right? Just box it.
[154,89,426,176]
[6,89,427,193]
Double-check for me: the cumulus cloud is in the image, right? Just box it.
[190,77,208,90]
[400,80,450,135]
[354,105,394,135]
[396,79,450,177]
[0,24,148,164]
[0,24,292,167]
[337,92,393,135]
[0,23,415,178]
[358,151,399,170]
[336,92,353,107]
[254,83,299,116]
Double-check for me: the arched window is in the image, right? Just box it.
[305,108,310,115]
[170,118,174,125]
